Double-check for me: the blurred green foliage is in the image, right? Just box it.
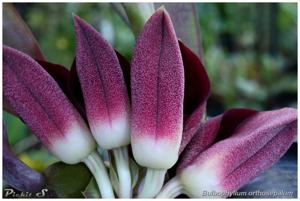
[4,112,28,145]
[197,3,297,113]
[3,3,297,171]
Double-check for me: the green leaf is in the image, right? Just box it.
[82,178,101,198]
[44,162,92,198]
[4,111,28,146]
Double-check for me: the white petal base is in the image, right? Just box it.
[51,124,96,164]
[132,137,180,169]
[92,117,130,149]
[179,156,223,198]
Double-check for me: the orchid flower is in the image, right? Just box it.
[157,108,297,198]
[3,46,116,198]
[74,16,132,198]
[3,4,297,199]
[130,8,184,197]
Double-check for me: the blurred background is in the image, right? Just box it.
[3,3,297,174]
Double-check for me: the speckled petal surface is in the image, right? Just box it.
[178,108,257,172]
[179,108,297,198]
[68,58,87,120]
[74,16,130,149]
[4,59,70,116]
[36,60,70,94]
[3,46,95,164]
[131,9,184,169]
[115,50,131,95]
[179,41,211,154]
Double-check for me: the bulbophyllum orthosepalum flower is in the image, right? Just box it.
[130,8,184,197]
[130,8,211,198]
[3,5,297,199]
[74,16,132,198]
[156,108,297,198]
[3,46,115,198]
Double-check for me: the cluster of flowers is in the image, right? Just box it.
[3,8,297,198]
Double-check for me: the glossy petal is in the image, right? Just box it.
[179,41,211,154]
[178,108,297,198]
[131,9,184,169]
[74,16,130,149]
[3,46,95,164]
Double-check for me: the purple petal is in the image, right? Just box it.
[179,41,211,154]
[3,123,46,193]
[3,4,45,60]
[67,51,130,122]
[178,108,257,172]
[115,50,131,95]
[74,16,130,149]
[178,108,297,197]
[157,4,204,61]
[3,96,17,116]
[4,60,70,116]
[131,9,184,169]
[36,60,70,95]
[67,58,87,120]
[3,46,95,164]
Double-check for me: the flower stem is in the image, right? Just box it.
[83,151,115,198]
[137,168,166,198]
[112,146,132,198]
[156,176,185,198]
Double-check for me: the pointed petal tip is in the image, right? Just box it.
[74,14,130,149]
[156,5,167,14]
[131,6,183,168]
[73,15,84,27]
[157,5,165,10]
[73,15,91,33]
[146,6,173,29]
